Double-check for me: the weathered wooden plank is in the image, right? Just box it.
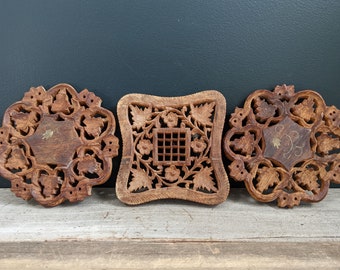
[1,241,340,269]
[0,188,339,242]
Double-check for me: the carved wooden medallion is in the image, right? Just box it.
[224,85,340,207]
[0,84,119,207]
[116,91,229,205]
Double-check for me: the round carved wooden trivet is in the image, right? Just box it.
[224,84,340,208]
[0,83,119,207]
[117,90,229,205]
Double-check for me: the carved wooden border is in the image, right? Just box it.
[117,90,229,205]
[224,84,340,208]
[0,83,119,207]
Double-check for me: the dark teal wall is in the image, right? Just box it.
[0,0,339,187]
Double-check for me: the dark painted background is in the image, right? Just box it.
[0,0,339,188]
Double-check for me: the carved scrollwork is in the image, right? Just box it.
[224,84,340,208]
[116,91,229,205]
[0,84,119,207]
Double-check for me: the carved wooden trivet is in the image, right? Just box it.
[116,91,229,205]
[0,83,119,207]
[224,84,340,208]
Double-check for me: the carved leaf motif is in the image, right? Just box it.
[292,98,315,122]
[84,116,105,137]
[5,147,28,170]
[190,102,215,126]
[295,169,319,192]
[316,133,340,155]
[129,105,152,130]
[232,133,255,156]
[128,169,152,191]
[193,166,217,192]
[254,98,276,120]
[51,90,71,114]
[38,174,62,197]
[11,111,37,133]
[77,155,102,175]
[256,167,280,193]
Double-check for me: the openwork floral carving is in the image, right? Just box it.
[116,91,229,205]
[224,84,340,207]
[0,84,118,206]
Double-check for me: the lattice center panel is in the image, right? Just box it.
[153,128,191,166]
[117,91,229,205]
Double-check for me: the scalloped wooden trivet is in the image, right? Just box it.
[116,90,229,205]
[0,83,119,207]
[224,84,340,208]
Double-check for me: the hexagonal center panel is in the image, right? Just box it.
[263,117,313,170]
[25,116,82,166]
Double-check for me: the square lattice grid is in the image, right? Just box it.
[153,128,191,166]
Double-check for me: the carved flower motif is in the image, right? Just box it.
[103,135,119,157]
[191,137,207,153]
[165,165,180,182]
[78,89,101,107]
[162,112,178,128]
[0,84,118,207]
[137,139,153,155]
[230,107,246,128]
[22,86,48,105]
[274,84,295,97]
[225,84,338,208]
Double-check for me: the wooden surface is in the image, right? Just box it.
[117,91,229,205]
[224,84,340,208]
[1,188,340,269]
[0,84,119,206]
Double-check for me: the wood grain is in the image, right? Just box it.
[1,241,340,269]
[1,188,340,269]
[1,188,340,242]
[0,84,119,206]
[117,91,229,205]
[224,84,340,207]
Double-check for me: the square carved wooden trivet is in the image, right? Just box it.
[224,84,340,208]
[117,90,229,205]
[0,83,119,207]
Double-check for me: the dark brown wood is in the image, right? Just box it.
[263,116,313,170]
[116,90,229,205]
[0,83,119,207]
[224,84,340,208]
